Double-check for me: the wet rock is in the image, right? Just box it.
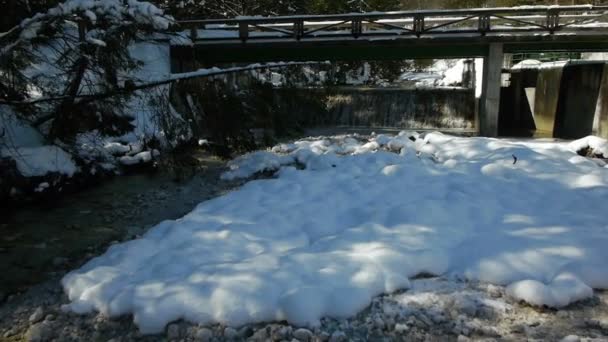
[25,322,53,342]
[560,335,580,342]
[195,327,213,341]
[29,307,45,323]
[293,328,314,341]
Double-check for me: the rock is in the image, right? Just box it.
[373,317,385,330]
[250,328,269,341]
[293,328,314,341]
[394,323,409,333]
[166,323,181,340]
[44,314,55,321]
[25,322,53,342]
[560,335,580,342]
[317,331,331,341]
[29,307,45,323]
[272,326,292,340]
[195,327,213,341]
[457,335,471,342]
[224,327,238,339]
[3,328,16,338]
[454,296,478,317]
[486,284,502,298]
[329,330,346,342]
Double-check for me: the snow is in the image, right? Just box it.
[506,272,593,308]
[62,132,608,333]
[118,150,159,165]
[511,59,541,70]
[1,145,78,177]
[568,135,608,158]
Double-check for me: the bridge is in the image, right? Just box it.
[170,5,608,137]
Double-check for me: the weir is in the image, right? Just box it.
[170,5,608,137]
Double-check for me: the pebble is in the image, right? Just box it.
[29,307,45,323]
[25,322,53,342]
[224,326,238,339]
[250,327,269,341]
[167,323,180,340]
[560,335,580,342]
[195,327,213,341]
[293,328,314,341]
[329,330,346,342]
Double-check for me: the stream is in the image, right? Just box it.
[0,151,241,298]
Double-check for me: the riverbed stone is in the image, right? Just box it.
[293,328,314,341]
[28,307,44,323]
[195,327,213,341]
[25,322,53,342]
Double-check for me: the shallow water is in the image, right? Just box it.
[0,152,237,296]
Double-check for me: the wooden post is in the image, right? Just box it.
[480,43,503,137]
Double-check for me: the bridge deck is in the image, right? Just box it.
[171,5,608,66]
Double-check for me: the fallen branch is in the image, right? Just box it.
[0,61,329,106]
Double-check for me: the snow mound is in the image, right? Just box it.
[2,145,78,177]
[506,273,593,308]
[62,133,608,334]
[568,135,608,158]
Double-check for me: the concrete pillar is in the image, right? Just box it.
[480,43,503,137]
[594,63,608,138]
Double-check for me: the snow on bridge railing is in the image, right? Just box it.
[176,5,608,43]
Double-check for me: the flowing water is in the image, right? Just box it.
[0,152,240,297]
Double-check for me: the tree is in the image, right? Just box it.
[0,0,173,140]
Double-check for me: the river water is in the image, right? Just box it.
[0,151,242,297]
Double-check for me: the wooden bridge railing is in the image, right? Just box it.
[177,5,608,43]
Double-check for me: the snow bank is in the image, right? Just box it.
[1,145,78,177]
[62,133,608,333]
[568,135,608,158]
[506,272,593,308]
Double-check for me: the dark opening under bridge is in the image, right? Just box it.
[170,5,608,137]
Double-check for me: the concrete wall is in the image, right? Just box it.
[533,65,563,136]
[275,87,476,129]
[554,63,604,139]
[595,64,608,138]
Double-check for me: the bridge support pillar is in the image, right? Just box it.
[480,43,503,137]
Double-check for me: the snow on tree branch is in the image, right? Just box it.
[1,0,173,56]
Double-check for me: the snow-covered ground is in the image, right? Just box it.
[60,132,608,334]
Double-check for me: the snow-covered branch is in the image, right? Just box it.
[0,61,330,108]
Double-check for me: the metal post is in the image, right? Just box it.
[239,22,249,42]
[547,9,560,33]
[294,20,304,40]
[480,43,503,137]
[352,20,362,38]
[190,25,198,41]
[478,15,491,35]
[413,15,424,37]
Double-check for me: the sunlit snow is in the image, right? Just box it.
[63,132,608,333]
